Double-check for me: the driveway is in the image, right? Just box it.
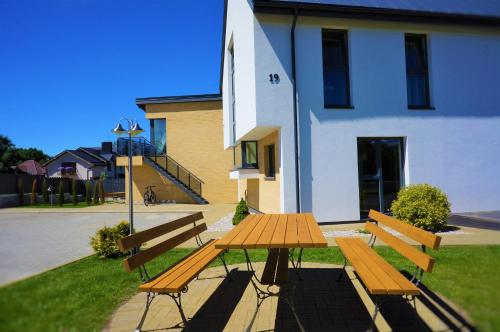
[0,211,189,286]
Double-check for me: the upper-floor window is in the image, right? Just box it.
[150,119,166,155]
[405,34,430,109]
[242,141,258,169]
[322,29,351,108]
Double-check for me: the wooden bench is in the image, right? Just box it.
[336,209,442,331]
[116,212,230,331]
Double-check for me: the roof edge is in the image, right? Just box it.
[135,93,222,111]
[253,0,500,26]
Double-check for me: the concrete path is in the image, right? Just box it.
[0,211,190,286]
[106,263,473,332]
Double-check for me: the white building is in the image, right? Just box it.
[221,0,500,222]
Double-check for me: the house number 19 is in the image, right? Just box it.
[269,73,280,83]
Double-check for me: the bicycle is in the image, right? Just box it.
[143,185,157,206]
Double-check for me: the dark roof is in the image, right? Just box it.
[253,0,500,24]
[44,149,107,167]
[135,93,222,111]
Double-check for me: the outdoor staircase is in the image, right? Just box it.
[144,156,208,204]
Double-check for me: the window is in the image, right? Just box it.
[150,119,166,154]
[405,34,430,108]
[265,144,276,178]
[322,29,351,108]
[241,141,258,168]
[60,162,76,175]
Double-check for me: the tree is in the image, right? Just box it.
[99,179,105,205]
[31,179,38,205]
[93,182,99,205]
[0,135,50,172]
[42,179,49,204]
[232,198,250,225]
[16,147,50,165]
[72,179,78,206]
[58,181,64,206]
[17,178,24,206]
[85,181,92,206]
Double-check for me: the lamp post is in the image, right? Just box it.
[111,118,144,235]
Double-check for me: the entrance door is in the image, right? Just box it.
[357,138,404,218]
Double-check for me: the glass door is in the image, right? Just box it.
[357,138,404,218]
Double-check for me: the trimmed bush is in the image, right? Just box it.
[85,181,92,206]
[232,198,250,225]
[17,178,24,206]
[390,183,451,232]
[31,179,38,205]
[92,182,99,205]
[42,179,49,204]
[72,179,78,206]
[90,221,130,258]
[99,179,105,205]
[57,181,64,206]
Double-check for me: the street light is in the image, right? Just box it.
[112,118,144,235]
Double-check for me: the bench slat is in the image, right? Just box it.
[369,210,441,250]
[117,212,204,251]
[347,238,403,294]
[145,241,222,292]
[124,223,207,272]
[261,249,280,285]
[139,239,216,291]
[365,222,435,272]
[162,244,223,292]
[351,238,420,296]
[336,238,387,294]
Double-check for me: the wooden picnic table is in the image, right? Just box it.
[214,213,327,250]
[215,213,327,332]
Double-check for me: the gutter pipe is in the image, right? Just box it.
[291,9,301,213]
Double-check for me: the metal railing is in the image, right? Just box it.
[116,137,204,197]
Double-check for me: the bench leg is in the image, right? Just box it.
[337,256,348,282]
[135,292,156,332]
[368,297,381,332]
[168,290,188,327]
[219,251,232,281]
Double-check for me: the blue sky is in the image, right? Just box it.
[0,0,223,156]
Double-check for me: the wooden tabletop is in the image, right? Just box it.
[214,213,328,249]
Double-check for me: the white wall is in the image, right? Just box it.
[293,18,500,221]
[222,0,258,149]
[45,153,95,180]
[251,15,500,221]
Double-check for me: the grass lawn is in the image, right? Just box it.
[0,245,499,331]
[16,202,112,208]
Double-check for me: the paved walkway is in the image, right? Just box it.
[106,263,473,332]
[0,204,236,286]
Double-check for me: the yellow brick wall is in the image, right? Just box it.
[125,164,195,204]
[143,101,237,204]
[238,131,281,213]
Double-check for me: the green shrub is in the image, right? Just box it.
[390,183,451,232]
[72,179,78,206]
[85,181,92,206]
[57,181,64,206]
[99,179,105,205]
[31,179,38,205]
[232,198,250,225]
[90,221,130,258]
[17,178,24,206]
[42,179,49,204]
[92,182,99,205]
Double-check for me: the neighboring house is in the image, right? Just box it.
[117,95,237,204]
[220,0,500,221]
[44,142,123,180]
[15,160,46,176]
